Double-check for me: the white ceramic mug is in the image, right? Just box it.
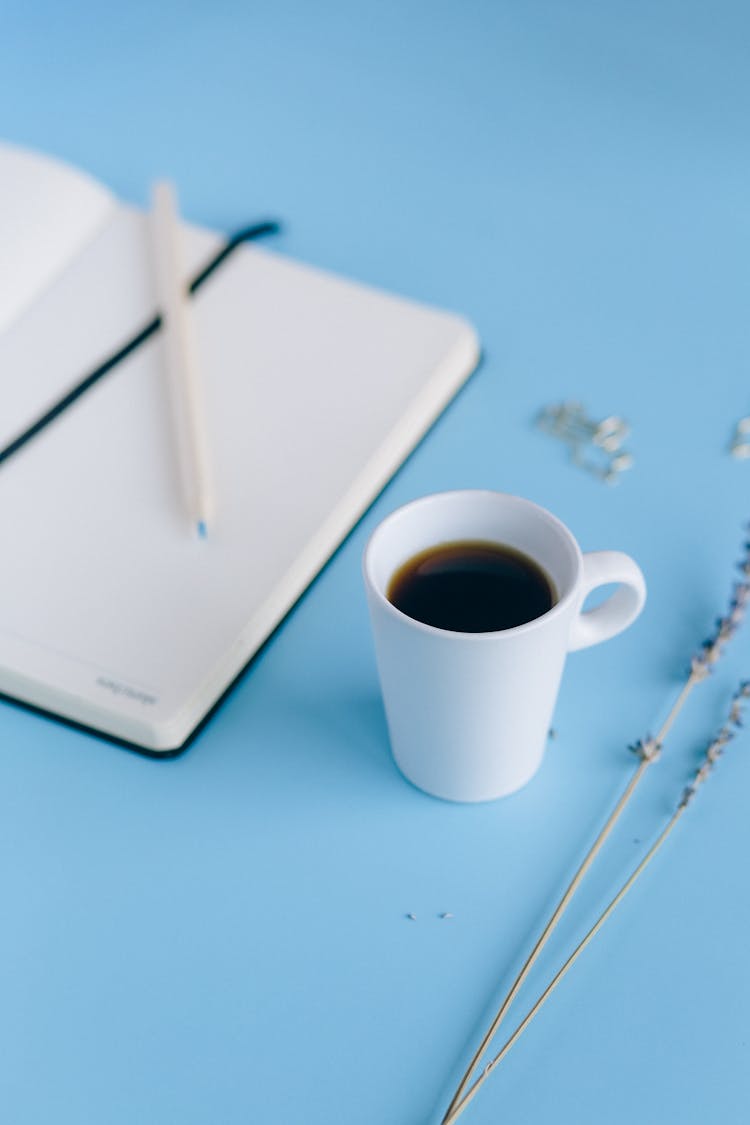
[363,490,646,802]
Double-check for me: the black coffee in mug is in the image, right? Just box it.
[386,539,556,633]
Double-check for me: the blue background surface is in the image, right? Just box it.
[1,3,749,1122]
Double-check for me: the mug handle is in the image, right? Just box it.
[568,550,646,652]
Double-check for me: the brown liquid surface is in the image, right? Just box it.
[386,539,556,633]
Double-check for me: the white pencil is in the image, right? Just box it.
[150,180,213,538]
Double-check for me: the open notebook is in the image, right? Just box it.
[0,142,480,752]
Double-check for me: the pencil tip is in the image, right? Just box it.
[197,520,208,539]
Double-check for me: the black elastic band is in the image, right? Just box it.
[0,220,281,468]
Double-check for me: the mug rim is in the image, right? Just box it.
[362,489,583,641]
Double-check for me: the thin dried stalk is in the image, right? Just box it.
[441,535,750,1123]
[444,683,750,1125]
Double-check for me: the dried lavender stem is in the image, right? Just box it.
[657,674,697,742]
[445,678,750,1125]
[443,809,686,1125]
[441,672,697,1121]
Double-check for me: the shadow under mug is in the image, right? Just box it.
[363,490,646,802]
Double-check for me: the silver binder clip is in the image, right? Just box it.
[536,401,634,484]
[730,417,750,460]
